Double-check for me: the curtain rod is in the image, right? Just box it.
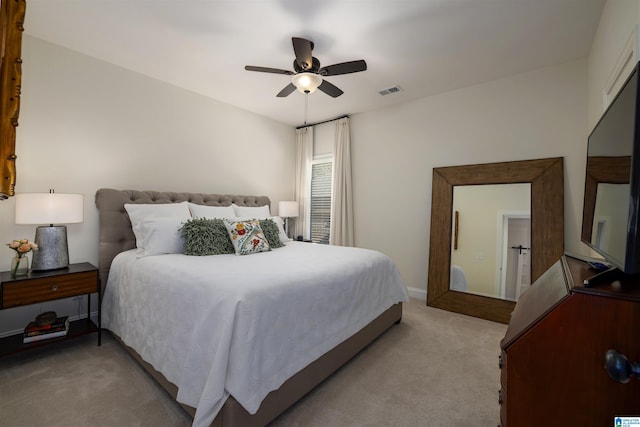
[296,115,349,130]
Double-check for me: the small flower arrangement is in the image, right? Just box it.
[7,239,38,277]
[7,239,38,258]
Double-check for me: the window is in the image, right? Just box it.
[310,160,332,244]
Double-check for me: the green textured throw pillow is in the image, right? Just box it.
[179,218,235,255]
[260,218,284,249]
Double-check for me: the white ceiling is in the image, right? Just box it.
[24,0,605,127]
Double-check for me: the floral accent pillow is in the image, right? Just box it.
[223,219,271,255]
[180,218,235,255]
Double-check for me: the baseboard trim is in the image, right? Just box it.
[407,286,427,302]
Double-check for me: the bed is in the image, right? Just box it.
[95,188,409,427]
[450,264,468,292]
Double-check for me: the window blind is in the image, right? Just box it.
[310,161,332,244]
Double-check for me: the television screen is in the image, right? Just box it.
[581,62,640,274]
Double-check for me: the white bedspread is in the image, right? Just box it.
[102,241,408,427]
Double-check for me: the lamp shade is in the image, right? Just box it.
[278,201,299,218]
[15,193,84,225]
[291,73,322,94]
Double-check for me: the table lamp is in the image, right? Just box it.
[278,201,299,239]
[15,191,84,271]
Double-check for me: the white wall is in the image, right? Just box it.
[587,0,640,130]
[351,59,588,297]
[0,36,295,335]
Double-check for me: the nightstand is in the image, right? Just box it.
[0,262,100,356]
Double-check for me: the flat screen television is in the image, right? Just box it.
[581,61,640,275]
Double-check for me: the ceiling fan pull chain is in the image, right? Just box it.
[304,92,308,125]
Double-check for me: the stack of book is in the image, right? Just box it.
[23,316,70,343]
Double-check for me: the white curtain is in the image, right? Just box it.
[293,126,313,240]
[330,117,354,246]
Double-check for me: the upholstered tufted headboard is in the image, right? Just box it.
[94,188,271,292]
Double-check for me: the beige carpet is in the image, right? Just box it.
[0,299,507,426]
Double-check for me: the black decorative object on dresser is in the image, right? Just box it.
[499,255,640,426]
[0,262,101,356]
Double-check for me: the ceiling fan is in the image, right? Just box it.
[245,37,367,98]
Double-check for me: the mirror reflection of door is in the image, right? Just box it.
[450,183,531,301]
[500,216,531,301]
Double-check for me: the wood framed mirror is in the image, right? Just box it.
[427,157,564,323]
[0,0,26,199]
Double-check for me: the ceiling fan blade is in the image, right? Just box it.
[319,60,367,76]
[245,65,294,75]
[317,80,343,98]
[292,37,313,71]
[276,83,297,97]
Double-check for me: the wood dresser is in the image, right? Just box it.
[499,255,640,426]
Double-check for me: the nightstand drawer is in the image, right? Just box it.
[2,271,98,308]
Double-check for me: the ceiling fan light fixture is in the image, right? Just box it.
[292,72,322,94]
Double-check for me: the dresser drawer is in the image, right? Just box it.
[2,271,98,308]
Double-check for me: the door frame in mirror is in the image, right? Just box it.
[427,157,564,323]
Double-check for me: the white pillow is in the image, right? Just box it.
[135,218,185,257]
[124,202,191,254]
[188,203,236,219]
[232,203,271,219]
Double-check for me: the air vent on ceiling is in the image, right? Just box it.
[378,85,403,96]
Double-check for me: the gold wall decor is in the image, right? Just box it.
[0,0,26,199]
